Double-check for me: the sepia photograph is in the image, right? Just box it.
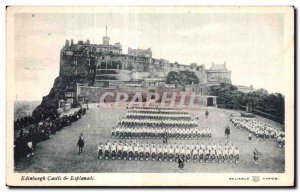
[6,6,294,186]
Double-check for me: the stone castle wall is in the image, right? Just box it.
[59,38,231,90]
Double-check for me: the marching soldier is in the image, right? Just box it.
[103,141,110,160]
[210,148,217,163]
[139,143,144,161]
[234,147,239,164]
[151,142,157,161]
[111,141,117,160]
[185,144,191,162]
[168,144,174,162]
[145,143,150,161]
[117,141,123,160]
[163,144,168,161]
[192,146,198,162]
[134,143,139,161]
[228,146,234,163]
[217,146,223,163]
[204,145,210,163]
[128,142,134,160]
[123,142,128,160]
[157,144,163,161]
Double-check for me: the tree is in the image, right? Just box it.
[212,83,284,123]
[166,70,199,88]
[166,71,179,87]
[178,70,200,85]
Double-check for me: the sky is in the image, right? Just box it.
[14,11,285,101]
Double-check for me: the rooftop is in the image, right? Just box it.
[208,63,228,71]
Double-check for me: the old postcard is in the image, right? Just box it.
[6,6,294,187]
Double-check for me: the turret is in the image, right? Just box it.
[103,26,110,45]
[65,40,70,47]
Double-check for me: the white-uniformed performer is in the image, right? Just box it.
[128,142,134,160]
[117,141,123,159]
[151,142,157,160]
[210,148,217,163]
[175,144,180,160]
[123,142,128,160]
[163,144,168,161]
[157,144,163,161]
[192,146,198,162]
[167,144,173,161]
[104,141,111,159]
[97,142,103,160]
[145,143,150,160]
[185,144,191,162]
[180,145,185,159]
[217,146,223,163]
[205,146,210,163]
[134,143,139,160]
[212,143,217,151]
[223,145,229,163]
[228,146,234,162]
[111,141,117,159]
[234,147,239,163]
[139,144,144,160]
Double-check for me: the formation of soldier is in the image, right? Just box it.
[118,118,198,128]
[97,140,239,164]
[111,127,212,140]
[128,108,189,115]
[114,106,210,141]
[129,106,184,111]
[126,113,192,120]
[230,115,285,147]
[14,107,87,160]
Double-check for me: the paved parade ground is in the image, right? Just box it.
[15,104,285,173]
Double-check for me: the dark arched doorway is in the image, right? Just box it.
[207,97,214,106]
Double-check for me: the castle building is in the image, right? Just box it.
[59,30,232,98]
[206,62,232,85]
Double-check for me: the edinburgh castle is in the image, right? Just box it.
[60,29,231,93]
[33,29,233,117]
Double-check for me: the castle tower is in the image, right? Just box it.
[65,40,70,47]
[103,26,110,45]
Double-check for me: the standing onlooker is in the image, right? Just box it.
[205,110,209,118]
[77,133,85,155]
[225,125,230,139]
[248,133,252,142]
